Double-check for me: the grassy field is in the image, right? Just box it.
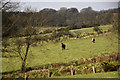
[55,71,119,78]
[70,25,113,35]
[2,32,118,73]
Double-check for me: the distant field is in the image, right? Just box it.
[2,32,118,72]
[70,25,113,35]
[6,25,112,45]
[55,71,119,78]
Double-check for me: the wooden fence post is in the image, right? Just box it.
[92,66,96,73]
[48,70,52,78]
[71,65,75,76]
[25,73,26,80]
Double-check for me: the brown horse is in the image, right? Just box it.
[92,38,95,43]
[61,43,66,50]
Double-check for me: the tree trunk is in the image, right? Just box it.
[21,41,30,72]
[21,61,26,72]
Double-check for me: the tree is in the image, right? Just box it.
[80,7,93,13]
[112,13,119,33]
[16,7,37,72]
[59,7,67,12]
[14,26,37,72]
[66,8,79,14]
[2,0,21,37]
[1,0,20,12]
[10,7,37,72]
[38,8,57,26]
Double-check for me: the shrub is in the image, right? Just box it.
[54,71,61,76]
[67,25,82,30]
[101,61,119,72]
[93,26,103,35]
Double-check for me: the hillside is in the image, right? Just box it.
[2,25,118,73]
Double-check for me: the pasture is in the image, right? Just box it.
[70,25,113,36]
[70,24,112,33]
[2,32,118,72]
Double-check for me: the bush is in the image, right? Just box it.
[93,26,103,34]
[54,72,61,76]
[101,61,119,72]
[67,25,82,30]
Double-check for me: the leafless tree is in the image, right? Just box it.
[14,7,37,72]
[0,0,20,12]
[2,0,21,37]
[14,26,37,72]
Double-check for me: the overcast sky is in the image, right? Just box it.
[12,0,120,2]
[13,0,119,12]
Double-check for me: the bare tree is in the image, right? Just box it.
[2,0,21,37]
[0,0,20,12]
[14,26,36,72]
[14,8,37,72]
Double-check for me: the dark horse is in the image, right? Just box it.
[61,43,66,50]
[92,38,95,43]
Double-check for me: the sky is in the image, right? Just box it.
[12,0,120,2]
[11,0,119,12]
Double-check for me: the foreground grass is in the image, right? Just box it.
[27,33,118,67]
[55,71,119,78]
[2,32,118,73]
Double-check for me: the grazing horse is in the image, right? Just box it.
[92,38,95,43]
[61,43,66,50]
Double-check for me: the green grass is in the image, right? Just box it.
[2,33,118,72]
[55,71,119,78]
[70,24,113,35]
